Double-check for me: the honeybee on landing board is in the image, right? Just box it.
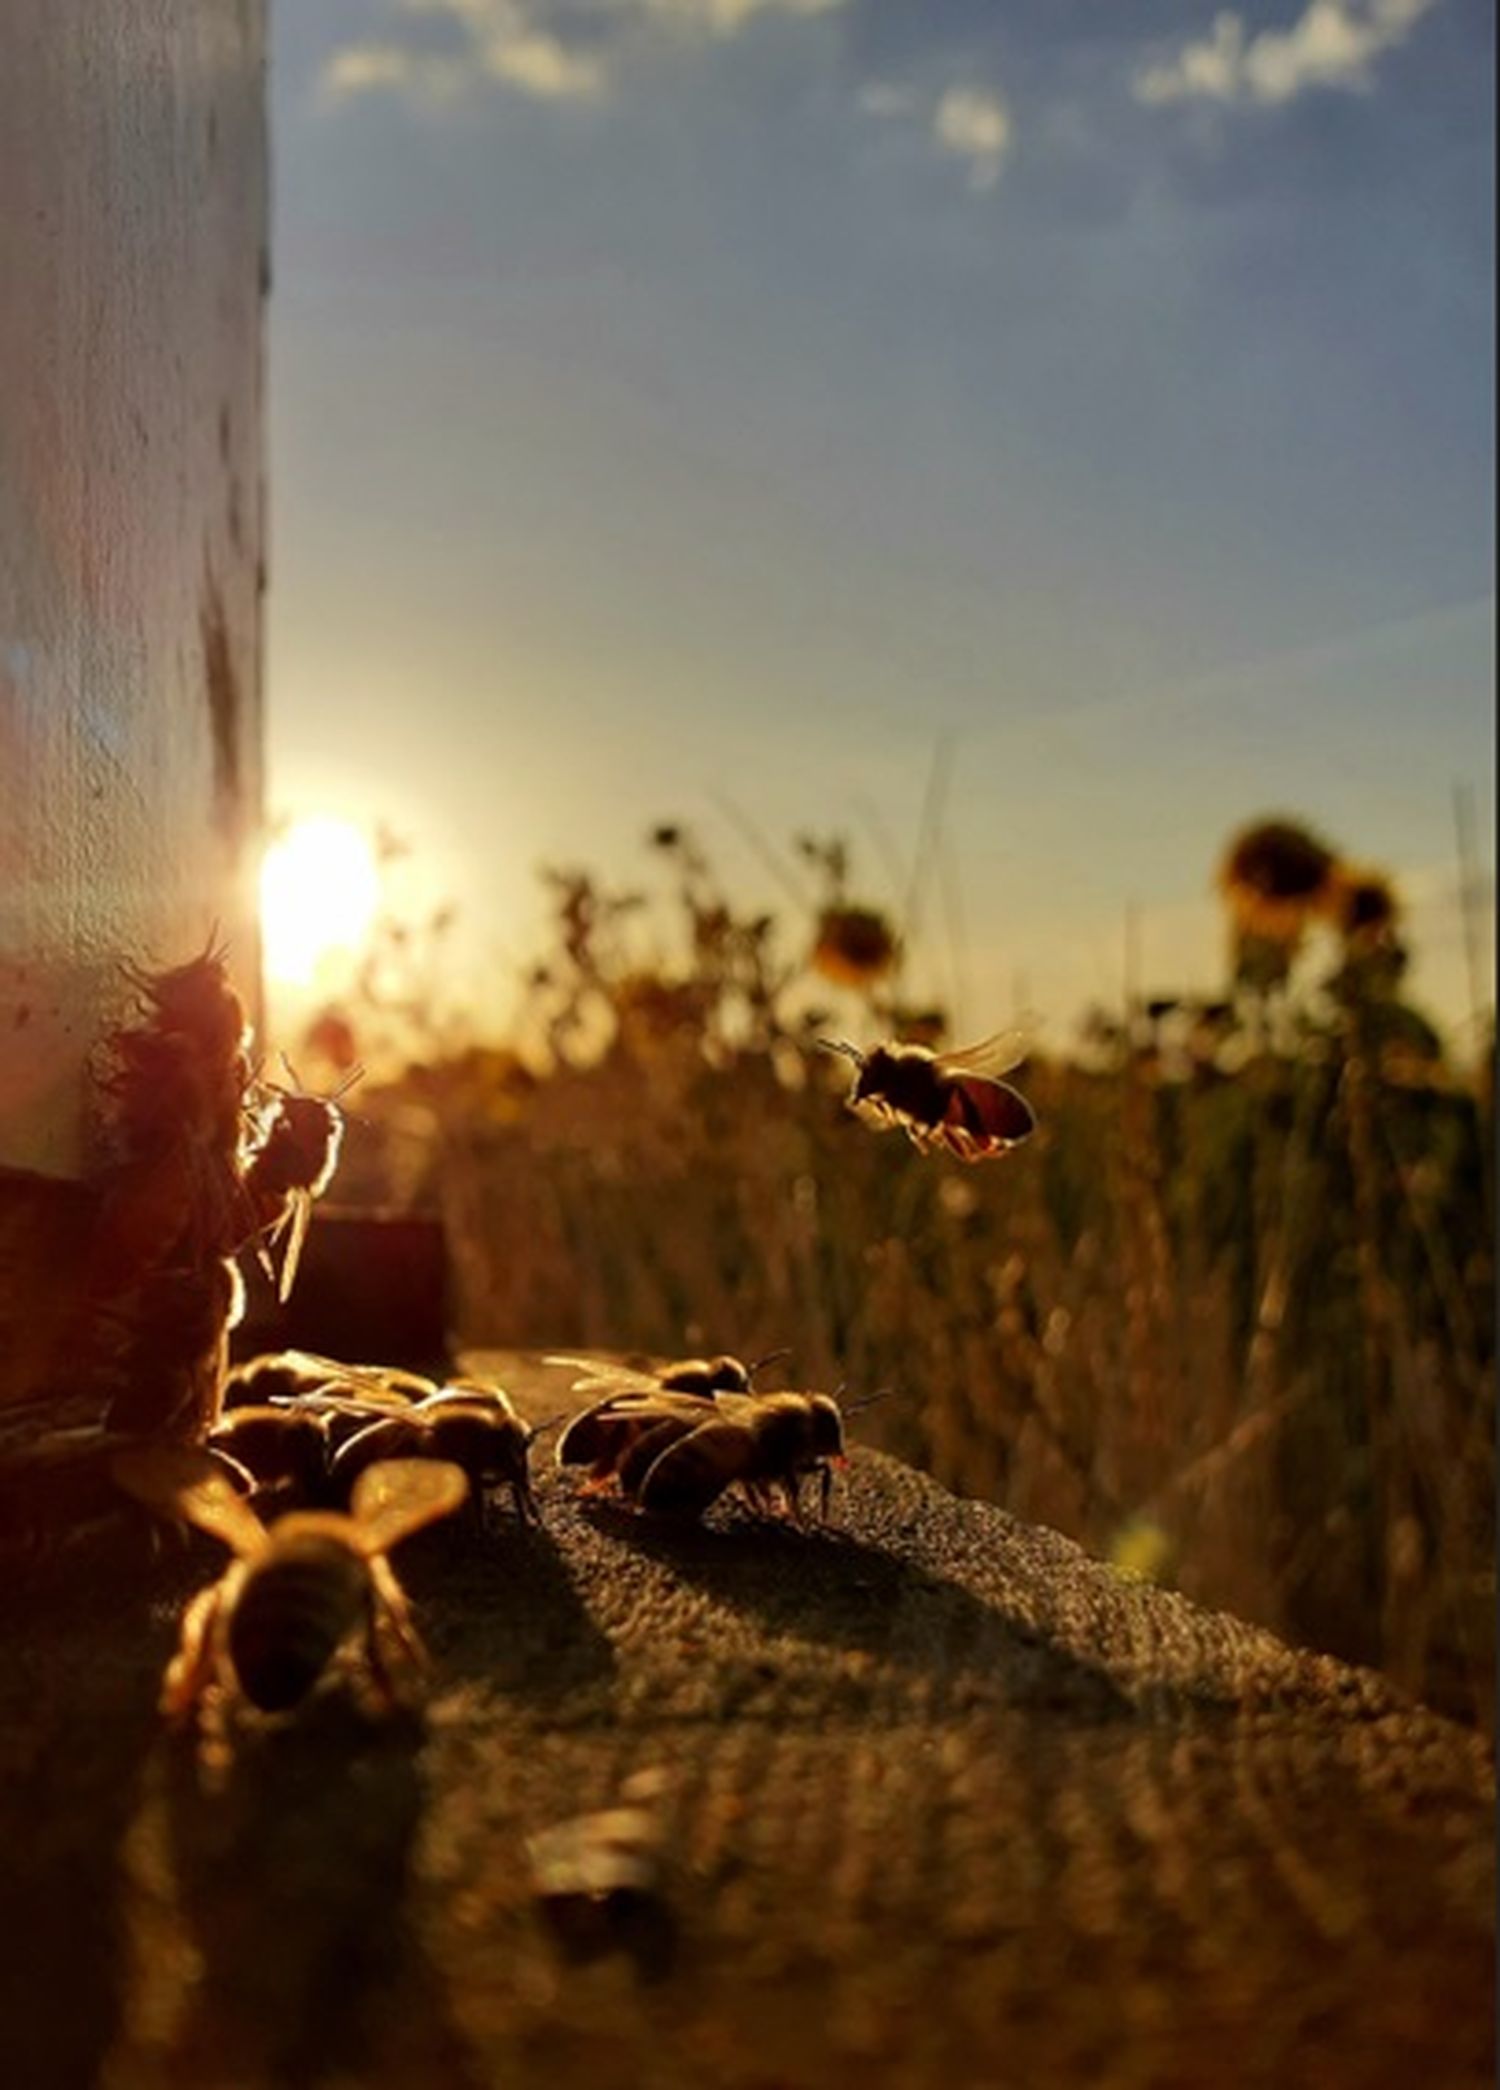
[207,1404,333,1512]
[110,1444,467,1723]
[545,1350,787,1402]
[561,1389,847,1524]
[820,1030,1036,1162]
[327,1380,540,1526]
[223,1350,436,1416]
[547,1354,793,1504]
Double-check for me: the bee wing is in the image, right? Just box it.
[349,1456,468,1552]
[268,1353,425,1414]
[542,1355,661,1398]
[932,1028,1030,1080]
[938,1074,1036,1154]
[327,1413,426,1487]
[110,1442,268,1558]
[636,1419,758,1518]
[557,1389,715,1468]
[273,1189,314,1303]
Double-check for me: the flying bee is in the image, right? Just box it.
[241,1064,361,1302]
[820,1029,1036,1162]
[110,1444,467,1723]
[327,1381,539,1527]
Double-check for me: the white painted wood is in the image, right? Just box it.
[0,0,266,1176]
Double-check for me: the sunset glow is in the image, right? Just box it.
[260,816,380,985]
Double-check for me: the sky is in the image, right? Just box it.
[266,0,1495,1048]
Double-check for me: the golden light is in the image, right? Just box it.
[260,816,381,986]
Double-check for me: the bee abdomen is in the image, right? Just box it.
[228,1543,368,1710]
[637,1419,757,1518]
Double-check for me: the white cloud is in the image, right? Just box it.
[646,0,844,27]
[931,86,1013,191]
[858,79,1013,192]
[1134,0,1440,109]
[858,82,915,120]
[325,0,848,108]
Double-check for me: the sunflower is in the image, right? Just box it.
[1328,864,1401,949]
[1217,817,1339,946]
[810,905,900,989]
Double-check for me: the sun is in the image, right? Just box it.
[260,817,381,986]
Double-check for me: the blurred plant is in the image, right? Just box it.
[312,808,1493,1727]
[796,832,903,993]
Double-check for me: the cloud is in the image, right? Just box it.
[857,82,915,120]
[1134,0,1440,109]
[932,86,1012,190]
[860,79,1013,192]
[325,0,847,108]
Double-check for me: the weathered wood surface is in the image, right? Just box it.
[0,1351,1491,2089]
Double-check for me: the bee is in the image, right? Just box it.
[548,1350,787,1400]
[102,1254,245,1438]
[529,1768,675,1973]
[207,1404,332,1511]
[327,1380,539,1526]
[820,1029,1036,1162]
[223,1349,436,1415]
[548,1349,789,1489]
[87,944,258,1439]
[241,1065,361,1303]
[556,1388,726,1497]
[110,1444,467,1722]
[562,1389,847,1524]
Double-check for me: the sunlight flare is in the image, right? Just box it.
[260,817,381,986]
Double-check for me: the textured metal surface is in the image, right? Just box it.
[0,1352,1490,2089]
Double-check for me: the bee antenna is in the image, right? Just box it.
[842,1385,899,1416]
[525,1413,567,1443]
[817,1038,864,1065]
[747,1347,792,1384]
[330,1063,366,1102]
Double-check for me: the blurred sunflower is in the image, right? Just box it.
[302,1005,360,1074]
[810,905,900,989]
[1329,865,1401,950]
[1217,817,1339,947]
[886,1004,948,1050]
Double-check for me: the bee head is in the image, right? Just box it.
[807,1394,846,1462]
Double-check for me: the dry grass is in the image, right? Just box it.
[311,825,1495,1727]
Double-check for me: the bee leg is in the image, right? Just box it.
[512,1470,541,1525]
[162,1579,227,1723]
[366,1554,430,1712]
[818,1462,833,1523]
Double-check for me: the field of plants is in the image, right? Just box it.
[301,816,1495,1727]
